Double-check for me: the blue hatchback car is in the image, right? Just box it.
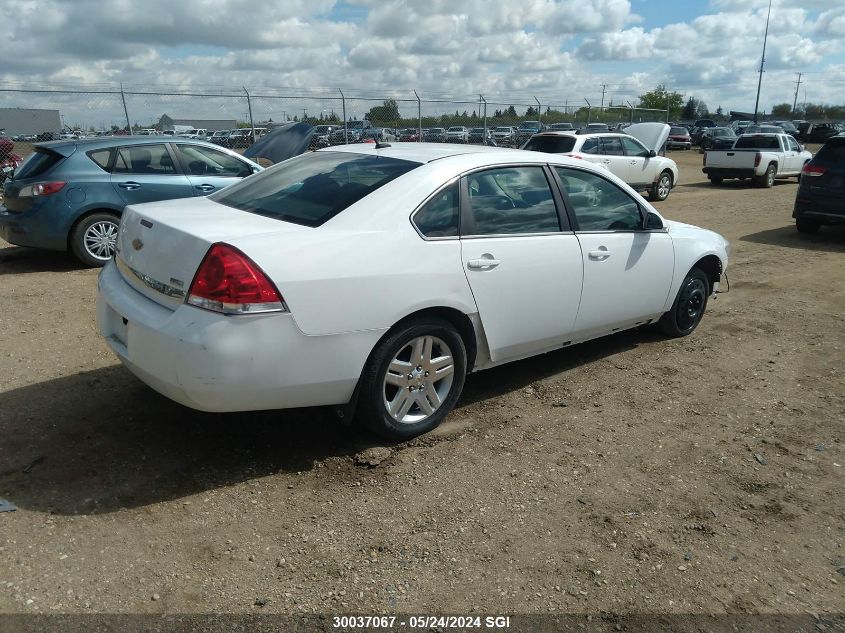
[0,136,262,266]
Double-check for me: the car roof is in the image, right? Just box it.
[319,142,545,164]
[35,135,227,150]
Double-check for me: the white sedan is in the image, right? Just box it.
[522,123,679,202]
[97,143,729,439]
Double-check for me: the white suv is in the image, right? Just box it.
[522,123,679,201]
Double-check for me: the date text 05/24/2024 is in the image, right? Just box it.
[332,615,511,629]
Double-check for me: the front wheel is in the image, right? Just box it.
[659,268,710,338]
[709,176,723,185]
[70,212,120,267]
[358,317,467,440]
[648,171,673,201]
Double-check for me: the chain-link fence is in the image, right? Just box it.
[0,86,670,175]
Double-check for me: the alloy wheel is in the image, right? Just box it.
[83,220,118,261]
[382,335,455,424]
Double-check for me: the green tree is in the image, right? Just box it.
[771,103,793,117]
[681,97,698,121]
[366,99,401,125]
[638,84,684,120]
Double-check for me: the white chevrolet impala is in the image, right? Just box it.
[97,143,729,439]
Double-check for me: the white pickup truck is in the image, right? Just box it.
[702,133,812,187]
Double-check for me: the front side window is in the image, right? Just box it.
[113,144,176,174]
[210,151,420,227]
[413,182,460,238]
[555,167,642,232]
[620,137,648,157]
[176,144,252,177]
[464,166,560,236]
[788,137,801,152]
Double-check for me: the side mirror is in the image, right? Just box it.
[799,144,805,152]
[643,211,664,230]
[648,149,656,158]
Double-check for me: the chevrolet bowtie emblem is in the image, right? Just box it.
[131,238,144,251]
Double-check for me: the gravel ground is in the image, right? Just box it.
[0,147,843,619]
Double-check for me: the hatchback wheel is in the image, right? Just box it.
[648,171,673,201]
[659,268,709,337]
[359,317,466,440]
[70,212,120,267]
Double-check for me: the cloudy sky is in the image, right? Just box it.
[2,0,845,127]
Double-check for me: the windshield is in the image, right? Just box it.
[448,127,463,132]
[470,128,485,133]
[494,127,511,132]
[521,135,577,153]
[210,151,420,227]
[348,121,366,130]
[519,121,540,129]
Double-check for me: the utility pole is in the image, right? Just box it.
[792,73,803,115]
[753,0,773,123]
[600,84,607,110]
[120,82,131,133]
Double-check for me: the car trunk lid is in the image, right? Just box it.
[115,196,308,310]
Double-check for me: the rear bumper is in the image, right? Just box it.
[702,167,756,179]
[0,201,70,251]
[96,260,384,413]
[793,193,845,223]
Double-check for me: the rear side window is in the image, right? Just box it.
[464,167,560,235]
[15,148,63,179]
[599,137,624,155]
[580,138,599,154]
[522,136,576,154]
[113,144,176,174]
[815,139,845,163]
[210,151,420,227]
[87,149,112,171]
[413,183,460,238]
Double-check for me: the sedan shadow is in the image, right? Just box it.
[740,225,845,253]
[0,245,87,274]
[0,328,657,515]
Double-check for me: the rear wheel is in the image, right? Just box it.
[659,268,710,338]
[70,212,120,267]
[648,171,673,201]
[756,164,776,188]
[796,217,820,234]
[358,317,467,440]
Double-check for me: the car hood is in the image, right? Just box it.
[625,123,670,152]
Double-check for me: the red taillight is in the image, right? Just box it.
[802,164,826,177]
[564,153,583,159]
[187,243,285,315]
[20,181,66,197]
[754,152,761,168]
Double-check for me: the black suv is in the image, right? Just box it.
[793,134,845,233]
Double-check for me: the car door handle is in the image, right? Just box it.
[118,181,140,190]
[195,184,216,192]
[588,250,611,260]
[467,258,501,269]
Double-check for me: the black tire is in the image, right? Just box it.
[659,268,710,338]
[796,217,820,234]
[756,164,776,188]
[358,316,467,440]
[648,170,673,201]
[69,212,120,267]
[709,176,723,185]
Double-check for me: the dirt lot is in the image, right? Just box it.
[1,147,843,620]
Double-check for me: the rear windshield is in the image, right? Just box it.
[210,151,420,227]
[522,135,577,154]
[735,136,781,150]
[670,127,688,135]
[815,138,845,163]
[15,148,63,180]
